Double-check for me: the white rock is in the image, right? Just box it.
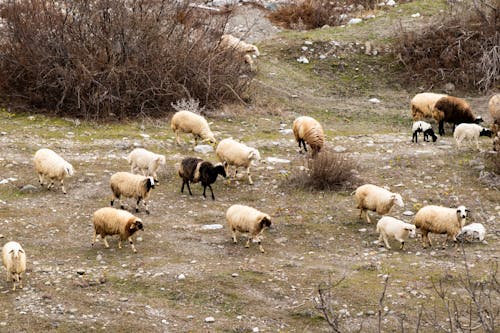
[201,224,223,230]
[266,157,290,164]
[304,41,313,45]
[386,0,396,6]
[177,274,186,280]
[194,145,214,154]
[252,328,260,333]
[204,316,215,323]
[402,211,414,216]
[411,13,420,18]
[301,46,308,51]
[347,18,362,25]
[369,98,381,103]
[139,134,150,138]
[297,56,309,64]
[279,128,293,135]
[334,146,347,152]
[358,228,367,232]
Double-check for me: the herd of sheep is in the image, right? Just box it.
[1,88,498,292]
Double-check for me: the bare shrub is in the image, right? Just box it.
[171,98,206,115]
[290,150,358,191]
[0,0,253,119]
[393,0,499,92]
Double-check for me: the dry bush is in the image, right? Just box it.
[393,0,499,92]
[0,0,253,119]
[290,150,358,191]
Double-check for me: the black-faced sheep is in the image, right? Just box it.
[292,116,324,157]
[2,241,26,291]
[110,172,155,214]
[170,110,216,146]
[178,157,226,200]
[92,207,144,253]
[412,120,438,143]
[127,148,166,183]
[226,204,272,253]
[413,205,469,248]
[215,138,261,185]
[453,123,493,150]
[411,92,448,120]
[432,96,483,135]
[354,184,404,223]
[376,216,416,250]
[33,148,74,194]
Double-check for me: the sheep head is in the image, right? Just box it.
[128,218,144,233]
[144,177,155,191]
[391,194,404,208]
[456,206,469,227]
[260,215,272,229]
[405,225,416,238]
[9,248,24,260]
[479,128,493,137]
[474,116,484,124]
[214,163,227,178]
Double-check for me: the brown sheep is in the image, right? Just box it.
[432,96,483,135]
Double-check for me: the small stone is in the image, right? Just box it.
[96,254,102,261]
[347,18,362,25]
[402,211,414,216]
[20,184,37,193]
[411,13,420,18]
[194,145,214,154]
[369,98,380,103]
[334,146,347,152]
[204,316,215,323]
[177,274,186,280]
[358,228,367,232]
[297,56,309,64]
[252,328,260,333]
[231,273,239,277]
[119,297,128,302]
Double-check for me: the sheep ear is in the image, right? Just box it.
[18,249,24,254]
[8,249,14,254]
[248,150,254,159]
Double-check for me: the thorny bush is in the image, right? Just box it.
[0,0,254,119]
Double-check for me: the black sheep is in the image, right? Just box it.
[178,157,226,200]
[433,96,483,135]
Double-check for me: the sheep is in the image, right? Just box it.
[2,241,26,291]
[178,157,226,200]
[220,34,260,70]
[376,216,416,250]
[292,116,324,157]
[411,120,438,143]
[456,223,486,243]
[410,92,447,120]
[91,207,144,253]
[170,110,216,146]
[453,123,493,150]
[432,95,483,135]
[354,184,404,223]
[33,148,74,194]
[226,204,272,253]
[413,205,469,248]
[215,138,261,185]
[110,172,155,214]
[127,148,166,183]
[488,94,500,124]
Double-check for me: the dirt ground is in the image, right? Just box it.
[0,2,499,332]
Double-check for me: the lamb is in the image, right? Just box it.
[354,184,404,223]
[413,205,469,248]
[170,110,216,146]
[110,172,155,214]
[127,148,166,183]
[292,116,324,157]
[220,34,260,70]
[411,120,438,143]
[376,216,416,250]
[91,207,144,253]
[178,157,226,200]
[411,92,448,120]
[453,123,493,150]
[226,204,272,253]
[456,223,486,243]
[2,241,26,291]
[33,148,74,194]
[215,138,261,185]
[432,95,483,135]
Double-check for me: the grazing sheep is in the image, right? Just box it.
[376,216,416,250]
[432,96,483,135]
[411,92,448,120]
[110,172,155,214]
[488,94,500,124]
[292,116,324,157]
[412,120,438,143]
[178,157,226,200]
[413,205,469,248]
[220,34,260,70]
[33,148,74,194]
[127,148,166,183]
[354,184,404,223]
[2,241,26,291]
[457,223,486,243]
[226,204,272,253]
[91,207,144,253]
[215,138,261,185]
[453,123,493,150]
[170,110,216,146]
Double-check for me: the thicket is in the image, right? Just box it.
[0,0,253,119]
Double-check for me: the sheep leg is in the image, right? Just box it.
[438,121,444,136]
[258,242,265,253]
[399,241,405,251]
[142,199,150,215]
[47,178,55,189]
[118,239,122,249]
[246,167,253,185]
[60,179,66,194]
[412,131,417,143]
[175,131,181,145]
[18,274,22,289]
[245,238,250,248]
[382,234,391,249]
[475,138,480,151]
[92,230,98,247]
[365,211,371,223]
[135,197,141,213]
[103,236,110,249]
[231,229,238,243]
[208,185,215,200]
[128,236,137,253]
[37,173,44,187]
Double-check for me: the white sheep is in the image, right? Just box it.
[456,223,486,243]
[2,241,26,291]
[488,94,500,124]
[410,92,447,120]
[110,172,155,214]
[127,148,166,183]
[292,116,324,157]
[453,123,493,150]
[413,205,469,248]
[170,110,216,146]
[354,184,404,223]
[215,138,261,185]
[33,148,74,194]
[220,34,260,70]
[376,216,416,250]
[411,120,437,143]
[91,207,144,253]
[226,204,272,253]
